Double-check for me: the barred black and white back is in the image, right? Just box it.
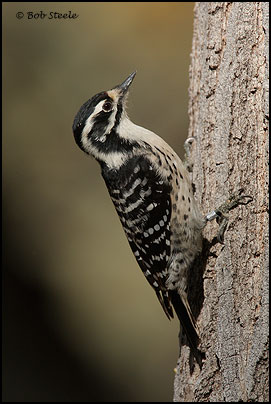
[73,72,205,359]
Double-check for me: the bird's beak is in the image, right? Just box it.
[114,71,137,95]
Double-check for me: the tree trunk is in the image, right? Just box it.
[174,2,269,402]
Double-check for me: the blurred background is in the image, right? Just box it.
[3,2,194,401]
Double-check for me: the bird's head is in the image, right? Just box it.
[72,72,137,159]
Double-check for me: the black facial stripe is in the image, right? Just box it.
[88,114,140,155]
[73,90,135,157]
[72,91,109,150]
[111,100,123,131]
[88,96,124,143]
[72,91,108,132]
[88,109,112,139]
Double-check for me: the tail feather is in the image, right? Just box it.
[156,290,174,320]
[170,290,202,367]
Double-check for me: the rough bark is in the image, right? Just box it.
[174,3,269,402]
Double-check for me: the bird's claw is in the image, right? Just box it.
[206,189,253,244]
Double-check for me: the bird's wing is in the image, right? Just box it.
[103,155,173,318]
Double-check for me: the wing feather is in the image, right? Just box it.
[102,155,174,318]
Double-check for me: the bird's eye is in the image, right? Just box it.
[102,101,113,112]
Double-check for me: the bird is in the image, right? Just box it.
[72,72,206,362]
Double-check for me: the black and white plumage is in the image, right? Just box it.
[73,72,205,360]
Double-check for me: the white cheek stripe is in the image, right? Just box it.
[79,99,127,169]
[105,108,117,134]
[81,100,118,147]
[82,100,105,140]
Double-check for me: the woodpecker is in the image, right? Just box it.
[73,72,206,361]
